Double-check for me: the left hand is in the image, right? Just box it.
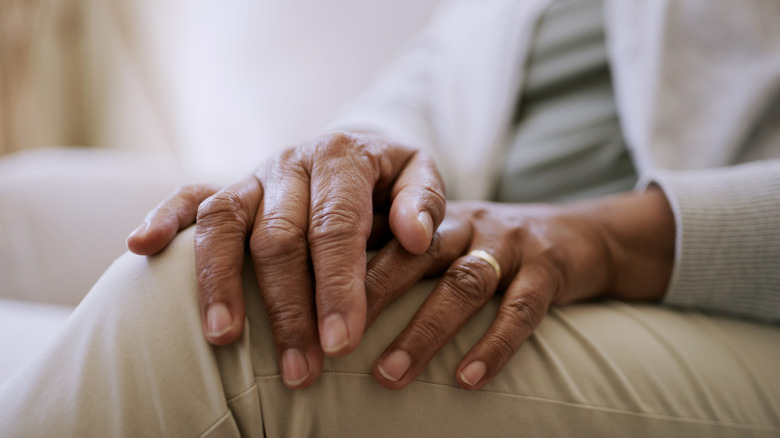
[364,190,675,390]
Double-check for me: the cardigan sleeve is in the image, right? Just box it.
[642,160,780,322]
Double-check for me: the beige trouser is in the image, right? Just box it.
[1,227,778,437]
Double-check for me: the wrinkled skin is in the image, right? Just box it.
[128,132,675,390]
[128,132,447,388]
[364,197,674,390]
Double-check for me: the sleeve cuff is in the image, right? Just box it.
[638,160,780,322]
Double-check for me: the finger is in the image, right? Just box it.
[305,132,440,357]
[456,263,556,390]
[195,176,263,346]
[373,246,509,390]
[127,184,221,255]
[250,153,323,388]
[364,216,471,327]
[306,136,377,357]
[388,150,446,255]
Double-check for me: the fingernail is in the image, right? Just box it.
[377,350,411,382]
[322,314,349,354]
[281,348,310,387]
[206,303,233,338]
[129,222,148,238]
[418,211,433,242]
[460,361,486,387]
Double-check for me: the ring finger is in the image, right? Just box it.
[372,239,514,390]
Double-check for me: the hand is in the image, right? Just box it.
[127,132,446,388]
[364,189,675,390]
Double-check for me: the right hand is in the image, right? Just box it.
[126,132,446,388]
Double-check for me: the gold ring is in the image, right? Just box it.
[467,249,501,279]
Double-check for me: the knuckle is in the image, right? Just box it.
[507,224,530,243]
[256,147,304,179]
[307,133,381,189]
[252,216,308,259]
[502,288,549,333]
[321,131,351,145]
[277,145,300,164]
[197,191,249,228]
[309,206,364,244]
[443,264,491,306]
[420,184,446,207]
[365,241,408,305]
[316,276,362,313]
[314,132,360,158]
[174,183,220,203]
[197,263,239,300]
[266,300,314,341]
[172,184,198,200]
[171,185,206,216]
[416,185,447,219]
[469,205,490,222]
[408,318,446,350]
[311,132,377,172]
[365,268,392,299]
[484,333,518,363]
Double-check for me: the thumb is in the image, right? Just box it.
[389,150,446,254]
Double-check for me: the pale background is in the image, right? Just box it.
[0,0,442,384]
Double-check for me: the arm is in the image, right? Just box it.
[364,158,780,390]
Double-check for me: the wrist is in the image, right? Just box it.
[582,188,676,301]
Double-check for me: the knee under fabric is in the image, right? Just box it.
[1,227,778,437]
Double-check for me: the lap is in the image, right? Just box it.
[253,271,780,437]
[2,227,778,437]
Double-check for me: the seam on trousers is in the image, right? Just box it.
[198,410,234,438]
[196,385,260,438]
[254,372,780,432]
[227,382,265,438]
[226,383,259,404]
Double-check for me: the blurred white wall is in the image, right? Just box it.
[87,0,442,181]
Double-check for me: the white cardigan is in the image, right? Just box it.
[326,0,780,322]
